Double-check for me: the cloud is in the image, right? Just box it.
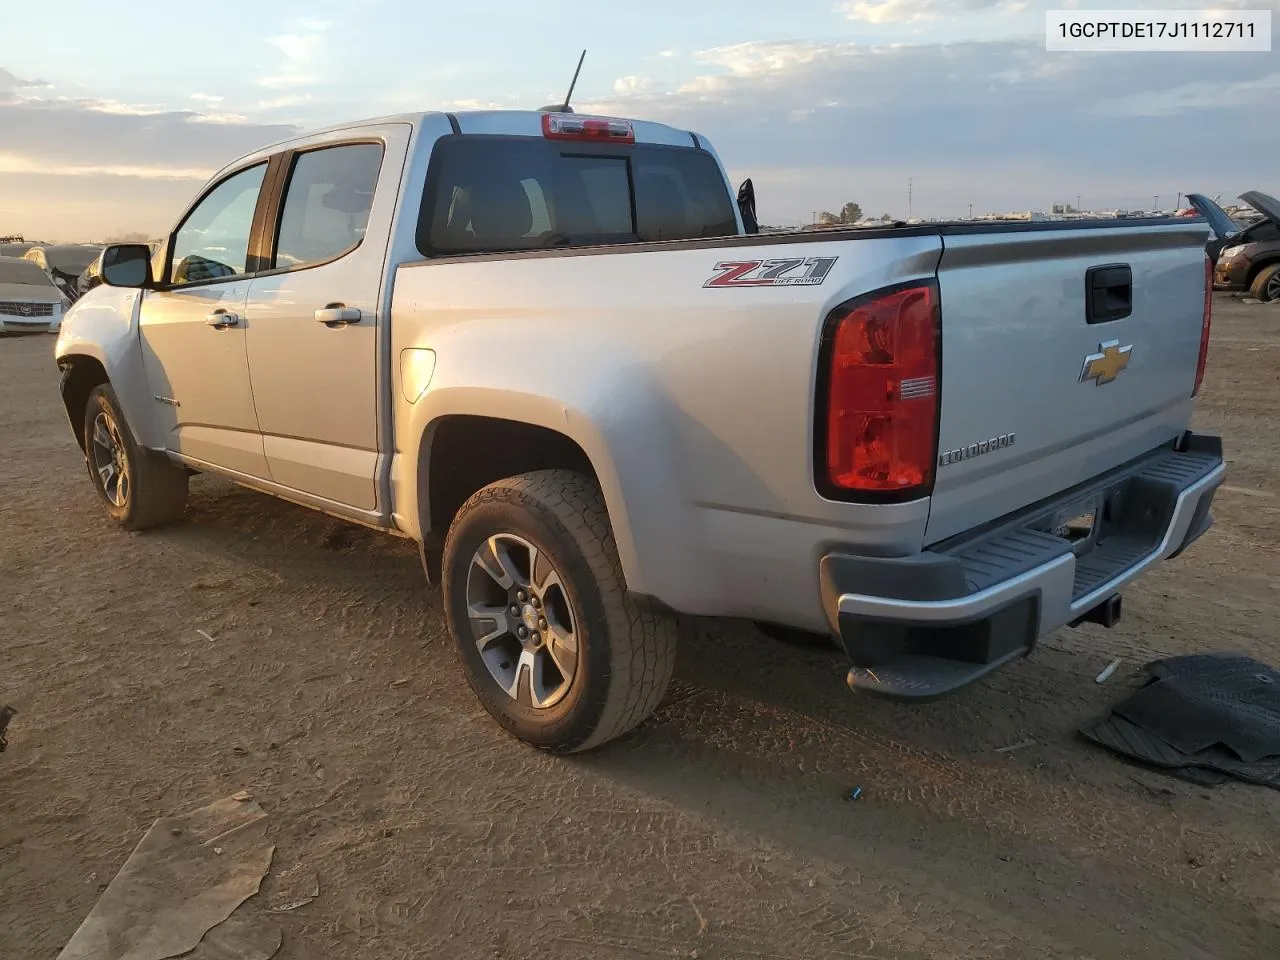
[0,152,215,180]
[838,0,1278,20]
[0,67,47,89]
[255,94,311,111]
[258,19,331,89]
[837,0,1027,21]
[186,112,253,125]
[0,79,298,236]
[614,76,654,95]
[0,91,296,173]
[581,36,1280,219]
[838,0,941,23]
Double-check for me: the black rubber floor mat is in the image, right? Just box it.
[1080,652,1280,789]
[1121,653,1280,761]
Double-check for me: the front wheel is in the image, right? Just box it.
[84,383,188,530]
[1249,263,1280,303]
[441,470,677,753]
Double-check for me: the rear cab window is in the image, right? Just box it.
[417,134,737,256]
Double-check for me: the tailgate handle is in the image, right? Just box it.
[1085,264,1132,324]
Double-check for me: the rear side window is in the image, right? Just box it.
[418,135,737,256]
[274,143,384,269]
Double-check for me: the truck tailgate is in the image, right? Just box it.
[924,222,1210,545]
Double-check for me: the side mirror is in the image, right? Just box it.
[737,178,760,235]
[100,243,153,289]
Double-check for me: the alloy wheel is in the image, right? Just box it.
[465,533,579,709]
[90,412,129,508]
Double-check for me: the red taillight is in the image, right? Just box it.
[1193,254,1212,397]
[541,112,635,143]
[822,282,940,496]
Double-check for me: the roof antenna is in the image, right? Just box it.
[539,49,586,113]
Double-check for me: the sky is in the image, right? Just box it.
[2,0,1277,239]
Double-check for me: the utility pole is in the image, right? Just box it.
[1077,194,1082,213]
[1153,194,1158,213]
[968,202,973,219]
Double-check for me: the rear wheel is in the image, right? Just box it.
[442,469,676,752]
[84,384,188,530]
[1250,263,1280,303]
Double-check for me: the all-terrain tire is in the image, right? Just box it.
[84,383,188,530]
[1249,262,1280,303]
[441,469,677,752]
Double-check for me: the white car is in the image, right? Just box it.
[0,256,68,334]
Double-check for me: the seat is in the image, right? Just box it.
[467,179,535,245]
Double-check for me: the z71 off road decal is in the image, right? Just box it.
[703,256,838,289]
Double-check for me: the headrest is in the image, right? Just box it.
[468,179,534,240]
[637,172,687,238]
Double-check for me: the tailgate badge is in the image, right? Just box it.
[1079,340,1132,386]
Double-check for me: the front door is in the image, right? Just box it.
[139,162,270,478]
[245,128,408,511]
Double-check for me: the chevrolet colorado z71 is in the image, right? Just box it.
[55,108,1223,751]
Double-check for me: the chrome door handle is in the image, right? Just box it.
[315,304,362,327]
[206,310,240,329]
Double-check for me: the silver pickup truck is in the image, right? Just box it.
[55,108,1224,752]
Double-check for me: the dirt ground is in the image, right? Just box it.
[2,297,1278,960]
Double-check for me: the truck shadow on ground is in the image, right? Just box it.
[167,471,1183,791]
[171,474,1112,767]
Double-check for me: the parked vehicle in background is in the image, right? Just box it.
[22,244,102,300]
[55,107,1222,752]
[1188,191,1280,302]
[1,242,35,260]
[70,250,105,303]
[1185,193,1243,264]
[1208,192,1280,302]
[0,256,69,334]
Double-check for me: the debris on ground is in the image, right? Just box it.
[0,705,14,752]
[1081,652,1280,789]
[994,738,1037,754]
[267,863,320,914]
[56,793,278,960]
[1096,659,1122,684]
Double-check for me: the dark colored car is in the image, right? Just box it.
[22,244,102,301]
[1189,191,1280,302]
[71,250,104,302]
[1185,193,1244,264]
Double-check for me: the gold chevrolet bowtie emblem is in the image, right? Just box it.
[1079,339,1133,386]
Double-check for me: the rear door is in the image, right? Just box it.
[924,222,1209,544]
[244,124,410,512]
